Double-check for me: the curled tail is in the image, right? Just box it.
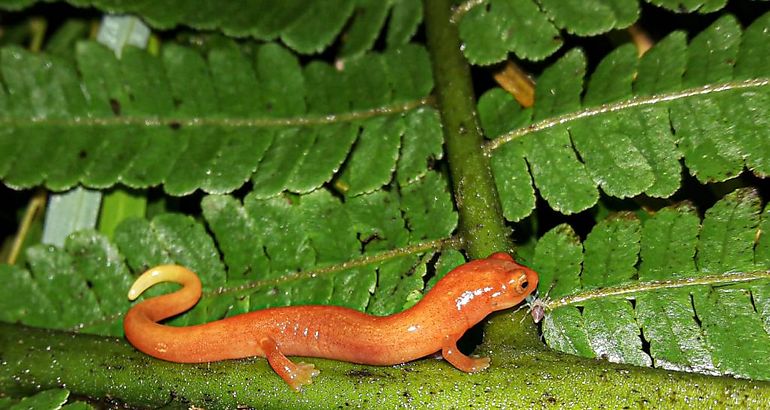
[123,265,203,362]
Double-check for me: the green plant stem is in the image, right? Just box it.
[424,0,512,259]
[3,316,770,408]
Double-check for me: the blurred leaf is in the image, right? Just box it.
[7,389,69,410]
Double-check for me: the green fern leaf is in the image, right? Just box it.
[648,0,727,13]
[483,12,770,219]
[0,169,458,335]
[460,0,768,65]
[0,0,422,56]
[539,0,639,36]
[533,188,770,380]
[457,0,563,64]
[0,40,438,196]
[2,389,71,410]
[0,230,133,335]
[455,0,743,65]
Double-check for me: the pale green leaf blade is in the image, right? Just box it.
[280,0,356,54]
[542,307,595,357]
[336,116,403,196]
[0,264,54,327]
[113,214,225,290]
[401,172,458,242]
[757,207,770,267]
[634,31,687,96]
[478,88,532,139]
[426,249,466,291]
[290,125,358,193]
[489,15,769,213]
[490,140,534,222]
[581,213,640,289]
[0,0,383,56]
[524,128,598,214]
[23,243,102,330]
[0,40,435,196]
[41,187,102,247]
[582,299,651,366]
[533,49,584,120]
[367,254,426,315]
[637,289,716,373]
[531,223,582,299]
[697,188,760,274]
[386,0,422,47]
[541,190,770,380]
[693,288,770,379]
[479,89,535,221]
[200,195,269,281]
[647,0,725,13]
[638,204,699,281]
[583,44,637,106]
[339,0,390,58]
[683,15,741,88]
[458,0,562,64]
[251,128,315,199]
[539,0,638,36]
[396,108,444,185]
[735,12,770,80]
[569,112,654,198]
[64,231,135,335]
[8,389,69,410]
[636,205,716,373]
[631,107,682,198]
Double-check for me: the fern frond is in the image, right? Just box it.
[0,0,746,66]
[532,188,770,380]
[0,0,422,56]
[0,40,439,196]
[0,389,74,409]
[455,0,743,65]
[0,171,459,335]
[482,13,770,220]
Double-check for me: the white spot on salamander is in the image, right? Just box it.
[455,287,493,310]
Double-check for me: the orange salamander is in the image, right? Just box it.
[123,252,538,391]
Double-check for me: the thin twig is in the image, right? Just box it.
[6,190,46,265]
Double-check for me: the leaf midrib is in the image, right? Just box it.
[543,269,770,311]
[484,78,770,153]
[0,97,432,128]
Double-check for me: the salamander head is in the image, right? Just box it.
[435,252,539,326]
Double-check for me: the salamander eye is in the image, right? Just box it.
[510,270,529,293]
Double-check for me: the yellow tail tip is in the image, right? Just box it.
[127,265,195,301]
[128,288,139,301]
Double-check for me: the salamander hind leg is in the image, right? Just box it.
[260,337,319,391]
[441,334,490,373]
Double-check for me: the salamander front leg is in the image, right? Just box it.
[260,337,319,391]
[441,334,490,373]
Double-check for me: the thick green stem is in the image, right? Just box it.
[3,318,770,408]
[424,0,512,259]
